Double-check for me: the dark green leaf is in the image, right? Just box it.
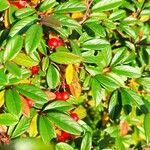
[16,84,48,105]
[46,65,60,89]
[54,1,86,13]
[15,7,36,19]
[92,0,123,12]
[39,116,56,143]
[25,24,43,54]
[3,35,23,62]
[44,101,71,112]
[5,89,22,117]
[47,112,83,135]
[9,15,38,37]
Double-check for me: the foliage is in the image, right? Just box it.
[0,0,150,149]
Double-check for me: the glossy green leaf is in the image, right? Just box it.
[92,0,123,12]
[25,24,43,54]
[91,78,102,106]
[0,0,9,12]
[108,91,121,120]
[5,62,21,77]
[46,65,60,89]
[5,89,22,117]
[3,35,23,62]
[44,101,71,112]
[136,77,150,89]
[0,113,18,126]
[16,84,48,105]
[0,68,7,86]
[39,0,58,11]
[95,74,119,91]
[109,10,126,21]
[56,142,74,150]
[9,15,38,37]
[15,7,36,19]
[50,52,83,64]
[112,65,141,78]
[39,116,56,143]
[47,112,83,135]
[54,1,86,13]
[81,38,110,50]
[81,132,92,150]
[144,113,150,142]
[12,53,39,67]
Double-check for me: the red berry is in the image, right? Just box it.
[62,132,72,140]
[55,91,63,100]
[11,0,27,9]
[25,98,35,108]
[70,113,79,121]
[57,135,65,142]
[61,92,70,100]
[48,38,63,49]
[30,65,40,75]
[64,84,70,90]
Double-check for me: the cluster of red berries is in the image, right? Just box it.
[55,91,70,101]
[57,112,79,142]
[8,0,28,9]
[48,38,63,49]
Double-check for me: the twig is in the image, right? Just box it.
[80,0,93,24]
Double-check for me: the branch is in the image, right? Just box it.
[80,0,93,24]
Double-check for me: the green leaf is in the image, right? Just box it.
[136,77,150,89]
[25,24,43,54]
[0,0,9,12]
[144,113,150,143]
[11,115,32,138]
[56,142,74,150]
[69,40,81,55]
[9,15,38,37]
[109,10,126,21]
[92,0,123,12]
[39,116,56,144]
[16,84,48,105]
[0,113,18,126]
[111,47,127,66]
[44,101,71,112]
[53,14,81,28]
[5,89,22,117]
[0,68,7,86]
[121,88,147,113]
[112,65,141,78]
[47,112,83,135]
[81,38,110,50]
[3,35,23,62]
[46,65,60,89]
[5,62,21,77]
[81,132,92,150]
[95,74,119,91]
[12,53,39,67]
[42,56,49,72]
[50,52,83,64]
[15,7,36,19]
[91,78,102,106]
[85,22,106,37]
[121,90,132,115]
[108,91,121,120]
[39,0,58,11]
[54,1,86,13]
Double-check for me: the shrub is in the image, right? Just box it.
[0,0,150,149]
